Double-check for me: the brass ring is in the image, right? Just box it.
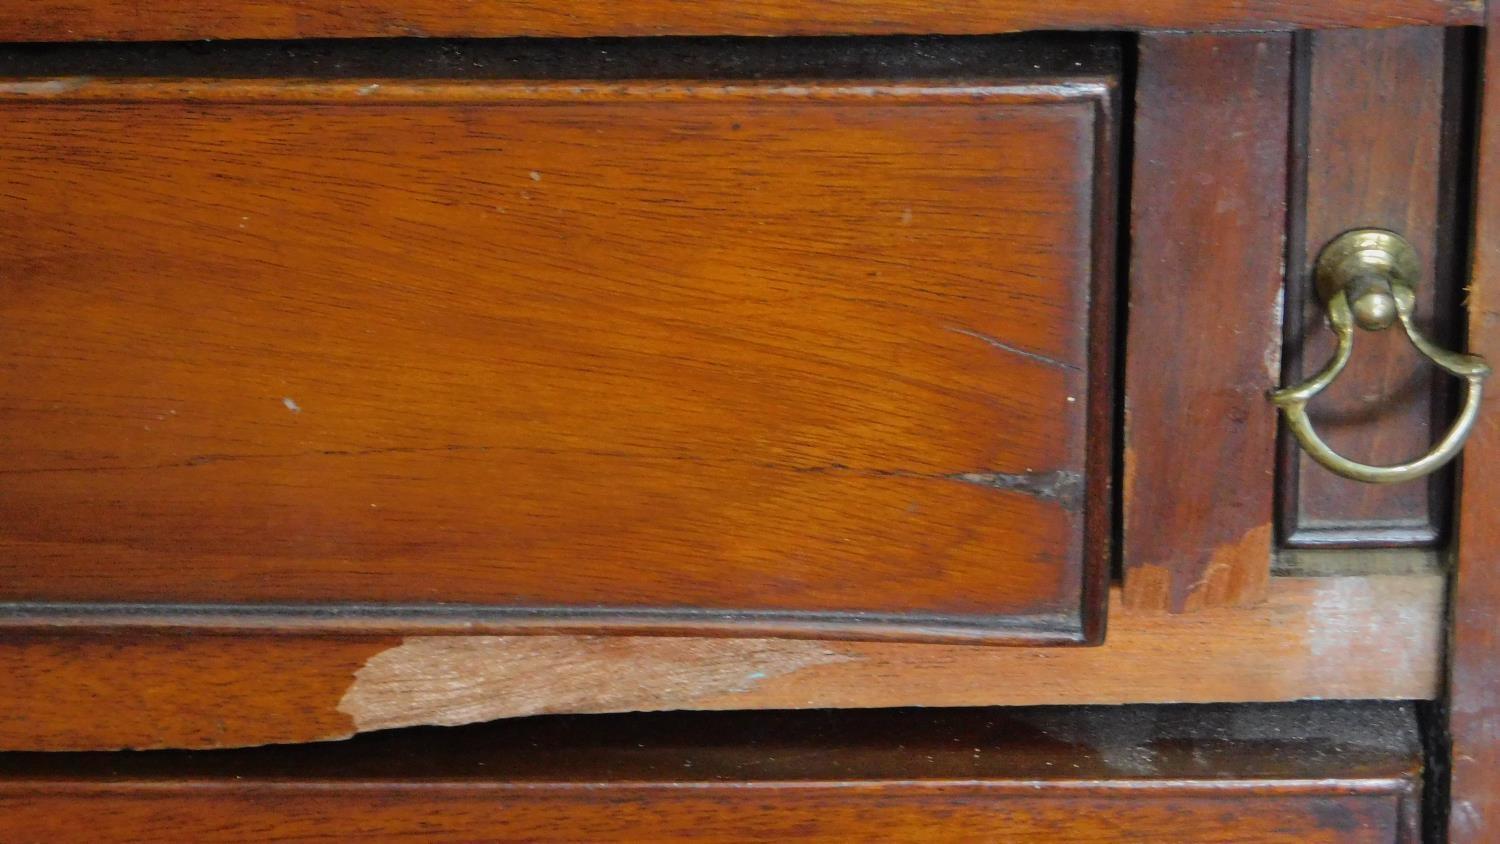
[1272,283,1491,484]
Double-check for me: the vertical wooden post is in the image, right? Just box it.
[1448,15,1500,844]
[1123,34,1290,611]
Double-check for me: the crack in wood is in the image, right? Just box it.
[947,470,1085,511]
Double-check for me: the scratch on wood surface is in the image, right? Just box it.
[945,326,1082,372]
[1126,523,1272,612]
[0,77,89,95]
[1265,284,1285,382]
[338,636,858,732]
[1182,522,1272,611]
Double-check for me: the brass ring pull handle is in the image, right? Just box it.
[1271,229,1492,484]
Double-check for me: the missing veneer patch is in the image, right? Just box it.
[338,635,856,732]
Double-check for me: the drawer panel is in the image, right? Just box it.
[0,704,1423,843]
[0,72,1116,642]
[1279,28,1463,549]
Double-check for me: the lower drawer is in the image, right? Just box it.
[0,703,1421,843]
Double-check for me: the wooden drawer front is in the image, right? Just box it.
[0,74,1115,643]
[0,704,1422,843]
[0,786,1413,843]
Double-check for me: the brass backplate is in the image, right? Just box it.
[1314,228,1421,306]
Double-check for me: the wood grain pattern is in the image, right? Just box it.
[0,703,1425,843]
[0,76,1117,643]
[1122,34,1290,611]
[1447,9,1500,842]
[0,0,1481,42]
[1281,27,1457,548]
[0,576,1442,750]
[0,635,394,750]
[0,790,1418,843]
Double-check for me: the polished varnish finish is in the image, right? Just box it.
[1121,34,1290,611]
[0,0,1480,41]
[0,703,1424,842]
[1280,27,1460,548]
[0,576,1440,751]
[0,67,1117,643]
[0,30,1477,844]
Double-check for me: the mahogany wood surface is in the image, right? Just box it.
[0,703,1426,842]
[0,576,1441,750]
[1447,8,1500,842]
[0,0,1481,42]
[0,71,1117,643]
[1280,27,1459,548]
[0,789,1419,843]
[0,703,1424,843]
[1121,34,1290,611]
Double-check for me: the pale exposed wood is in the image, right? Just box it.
[0,0,1482,42]
[0,575,1442,750]
[339,637,858,732]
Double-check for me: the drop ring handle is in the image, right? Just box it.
[1271,229,1491,484]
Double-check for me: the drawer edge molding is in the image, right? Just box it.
[0,604,1088,644]
[0,77,1116,105]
